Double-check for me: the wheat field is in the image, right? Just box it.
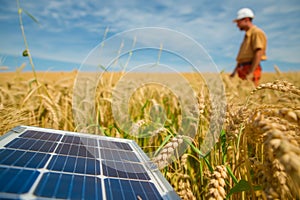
[0,70,299,199]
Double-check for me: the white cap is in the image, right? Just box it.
[233,8,255,22]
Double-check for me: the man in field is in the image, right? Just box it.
[230,8,267,86]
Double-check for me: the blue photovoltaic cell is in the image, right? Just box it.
[35,172,102,199]
[55,143,99,158]
[102,160,150,180]
[0,149,50,168]
[61,135,81,144]
[100,148,139,162]
[62,135,98,147]
[105,178,162,200]
[47,155,101,175]
[20,130,62,141]
[0,167,39,194]
[0,126,180,200]
[99,140,133,151]
[5,138,57,153]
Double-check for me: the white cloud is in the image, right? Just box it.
[1,0,300,71]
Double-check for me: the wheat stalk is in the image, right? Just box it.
[263,128,300,198]
[177,174,197,200]
[152,135,186,169]
[205,165,228,200]
[252,80,300,95]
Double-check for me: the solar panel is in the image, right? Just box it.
[0,126,180,200]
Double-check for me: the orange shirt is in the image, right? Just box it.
[236,26,267,63]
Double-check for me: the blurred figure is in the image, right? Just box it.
[230,8,267,86]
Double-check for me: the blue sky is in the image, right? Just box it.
[0,0,300,72]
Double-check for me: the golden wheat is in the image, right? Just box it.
[152,135,186,169]
[0,71,300,199]
[177,174,197,200]
[205,165,228,200]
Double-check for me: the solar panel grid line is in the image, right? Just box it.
[124,142,154,171]
[125,149,164,196]
[5,136,58,153]
[132,179,155,200]
[89,133,166,199]
[1,128,73,198]
[33,132,105,199]
[127,140,181,199]
[129,140,159,172]
[0,167,40,199]
[21,132,94,199]
[20,130,60,141]
[7,130,118,198]
[104,178,162,200]
[33,172,103,200]
[115,178,135,199]
[0,143,51,198]
[46,156,102,177]
[0,149,51,169]
[101,140,160,197]
[22,130,67,200]
[97,139,107,200]
[0,126,180,200]
[99,137,127,200]
[134,179,162,200]
[2,130,50,198]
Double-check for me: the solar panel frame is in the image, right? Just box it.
[0,126,180,200]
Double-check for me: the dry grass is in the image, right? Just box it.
[0,70,299,199]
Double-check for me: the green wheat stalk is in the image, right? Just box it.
[16,0,39,84]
